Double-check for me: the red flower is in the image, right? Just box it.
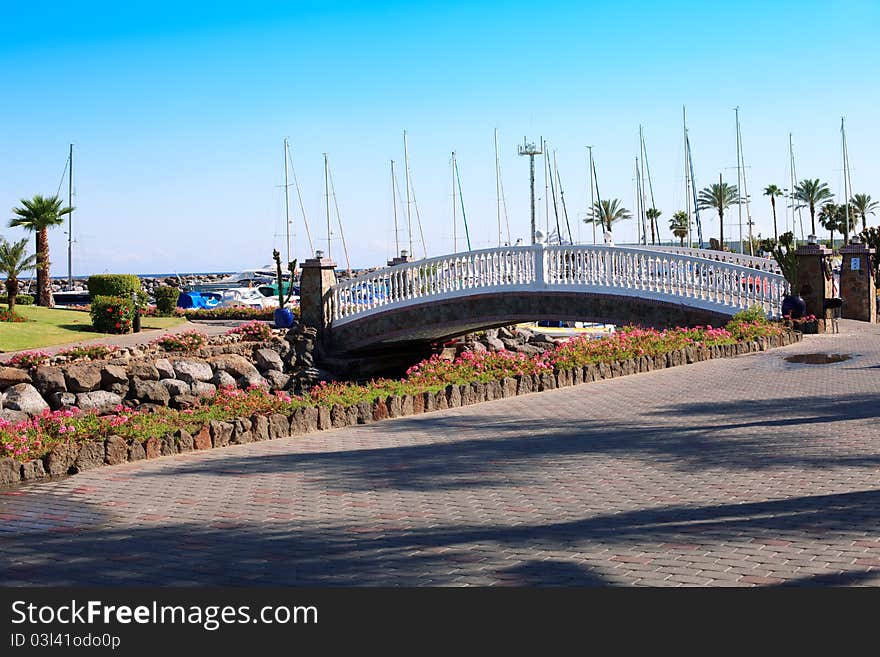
[115,323,121,329]
[107,308,114,313]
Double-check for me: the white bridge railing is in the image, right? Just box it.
[328,245,789,326]
[633,245,782,274]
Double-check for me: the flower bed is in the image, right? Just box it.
[0,316,798,486]
[225,320,274,341]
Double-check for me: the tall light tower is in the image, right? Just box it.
[518,137,543,244]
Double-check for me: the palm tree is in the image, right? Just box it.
[585,198,631,234]
[793,179,833,237]
[645,207,662,245]
[763,184,784,242]
[818,202,841,247]
[849,193,879,231]
[669,211,689,246]
[9,194,73,307]
[0,238,37,312]
[697,179,738,251]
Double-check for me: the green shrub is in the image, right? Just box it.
[0,294,34,306]
[153,285,180,315]
[90,295,135,334]
[730,305,768,324]
[87,274,146,305]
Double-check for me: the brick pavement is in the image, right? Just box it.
[1,320,879,586]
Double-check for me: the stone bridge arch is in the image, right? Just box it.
[301,244,788,354]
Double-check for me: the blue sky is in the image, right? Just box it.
[2,1,878,275]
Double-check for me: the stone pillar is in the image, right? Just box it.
[387,250,413,267]
[839,238,876,322]
[795,240,833,332]
[299,252,337,341]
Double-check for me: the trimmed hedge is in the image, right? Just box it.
[153,285,180,315]
[87,274,145,304]
[0,294,34,306]
[90,295,135,334]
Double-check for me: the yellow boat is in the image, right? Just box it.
[517,321,616,339]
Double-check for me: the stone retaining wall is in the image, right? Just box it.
[0,330,801,488]
[0,325,327,425]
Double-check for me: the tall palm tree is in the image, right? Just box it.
[585,198,631,234]
[697,179,738,251]
[793,179,833,237]
[849,193,879,231]
[763,184,784,242]
[9,194,73,307]
[669,211,689,246]
[0,238,37,312]
[818,202,841,247]
[645,207,662,245]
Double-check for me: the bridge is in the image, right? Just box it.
[303,244,789,354]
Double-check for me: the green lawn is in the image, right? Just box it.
[0,306,186,352]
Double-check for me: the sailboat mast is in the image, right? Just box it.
[842,117,852,244]
[640,126,658,244]
[735,108,744,253]
[587,146,596,245]
[67,143,73,289]
[452,151,457,252]
[683,107,691,247]
[554,152,573,244]
[634,158,642,245]
[324,153,331,258]
[288,145,314,255]
[736,110,755,255]
[548,150,562,243]
[592,155,604,241]
[789,134,804,240]
[495,129,502,247]
[543,140,550,235]
[391,160,400,256]
[283,138,292,263]
[326,161,352,275]
[403,130,413,256]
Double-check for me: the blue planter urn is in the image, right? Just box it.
[273,307,295,329]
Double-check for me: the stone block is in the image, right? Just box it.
[209,420,233,448]
[161,379,191,397]
[254,348,284,372]
[65,364,102,393]
[44,441,79,475]
[0,457,20,486]
[4,383,50,416]
[20,459,46,481]
[161,434,178,456]
[172,359,213,383]
[75,390,123,414]
[127,439,146,461]
[193,426,212,450]
[128,362,160,381]
[130,379,170,406]
[0,366,31,390]
[501,377,518,398]
[269,413,289,439]
[154,358,176,379]
[251,414,270,441]
[357,401,373,423]
[314,406,329,430]
[445,386,461,408]
[32,367,64,395]
[177,430,194,453]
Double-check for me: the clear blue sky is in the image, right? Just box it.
[2,0,878,275]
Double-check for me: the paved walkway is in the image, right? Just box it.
[1,320,879,586]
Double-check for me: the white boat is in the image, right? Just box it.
[216,285,299,309]
[519,321,616,339]
[187,267,287,292]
